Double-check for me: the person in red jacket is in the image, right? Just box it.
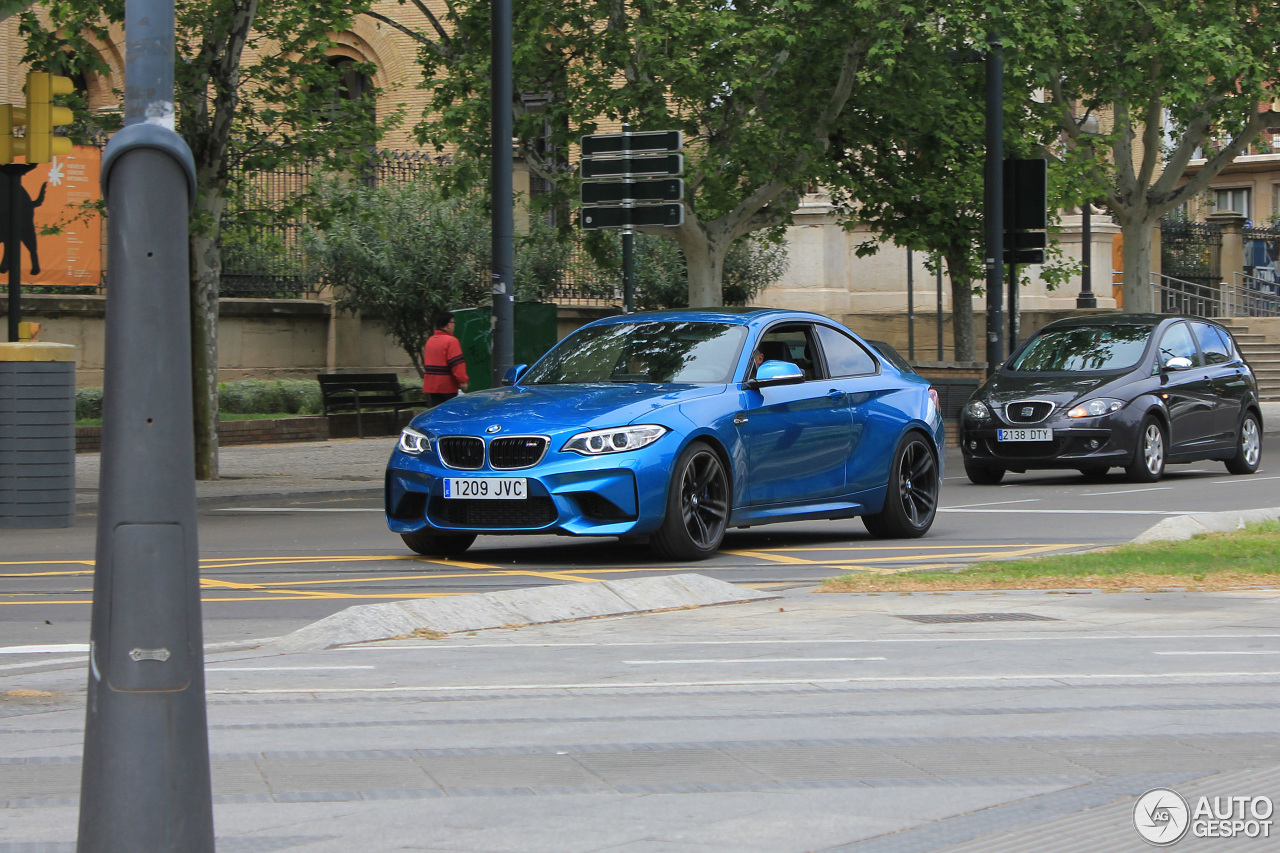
[422,311,469,406]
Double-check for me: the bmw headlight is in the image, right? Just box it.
[397,426,431,455]
[964,400,992,420]
[1066,397,1125,419]
[563,424,668,455]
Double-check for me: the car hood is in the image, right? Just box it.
[982,372,1117,407]
[413,383,726,431]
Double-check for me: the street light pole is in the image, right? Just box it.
[490,0,514,385]
[78,0,214,849]
[984,31,1005,376]
[1078,201,1098,308]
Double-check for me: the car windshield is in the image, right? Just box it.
[522,320,748,385]
[1007,325,1153,372]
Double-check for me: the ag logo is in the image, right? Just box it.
[1134,788,1190,846]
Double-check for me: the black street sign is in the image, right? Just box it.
[580,154,682,179]
[1003,158,1048,232]
[579,204,684,229]
[581,178,683,205]
[581,130,682,157]
[1004,230,1046,264]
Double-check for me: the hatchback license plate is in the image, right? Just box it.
[443,477,527,499]
[997,428,1052,442]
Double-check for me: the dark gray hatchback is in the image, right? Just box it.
[960,314,1264,484]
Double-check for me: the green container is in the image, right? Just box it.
[453,302,559,392]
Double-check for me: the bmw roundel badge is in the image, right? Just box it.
[486,425,502,434]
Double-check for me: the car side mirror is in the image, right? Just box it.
[747,360,804,389]
[501,364,528,386]
[1163,356,1194,372]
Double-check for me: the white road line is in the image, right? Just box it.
[204,660,373,666]
[938,508,1191,515]
[1155,651,1280,656]
[623,657,887,665]
[0,644,88,654]
[341,634,1280,651]
[1213,475,1280,484]
[1079,486,1173,497]
[205,670,1280,695]
[942,499,1042,509]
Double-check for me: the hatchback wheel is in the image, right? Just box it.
[651,441,730,561]
[401,531,476,556]
[964,460,1005,485]
[1225,413,1262,475]
[865,433,939,538]
[1125,416,1166,483]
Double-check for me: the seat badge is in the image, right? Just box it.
[1021,406,1034,418]
[485,425,502,434]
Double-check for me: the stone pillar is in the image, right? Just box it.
[1055,209,1119,309]
[1208,210,1246,315]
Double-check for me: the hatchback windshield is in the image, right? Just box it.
[1007,324,1153,372]
[523,321,748,384]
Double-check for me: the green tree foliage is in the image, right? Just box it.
[1012,0,1280,312]
[21,0,392,478]
[374,0,927,307]
[306,174,492,376]
[306,169,573,374]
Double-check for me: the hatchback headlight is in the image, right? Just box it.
[1066,398,1125,419]
[964,400,992,420]
[563,424,668,455]
[397,427,431,455]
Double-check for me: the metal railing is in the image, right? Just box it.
[1151,272,1280,318]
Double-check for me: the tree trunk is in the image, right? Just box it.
[190,188,225,480]
[670,221,731,308]
[1120,217,1156,314]
[944,251,976,362]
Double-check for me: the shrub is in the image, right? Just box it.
[75,387,104,420]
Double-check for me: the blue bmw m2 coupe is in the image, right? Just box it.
[385,308,944,561]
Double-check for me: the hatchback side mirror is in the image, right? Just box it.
[1163,356,1194,371]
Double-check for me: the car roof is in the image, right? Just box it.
[1038,313,1217,330]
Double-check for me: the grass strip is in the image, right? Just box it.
[820,520,1280,592]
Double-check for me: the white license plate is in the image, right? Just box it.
[443,477,527,499]
[997,428,1053,442]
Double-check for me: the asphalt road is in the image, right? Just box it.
[2,444,1275,649]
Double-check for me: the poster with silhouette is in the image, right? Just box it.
[0,146,102,288]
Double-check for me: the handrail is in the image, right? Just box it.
[1150,272,1280,319]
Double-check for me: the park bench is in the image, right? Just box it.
[317,373,418,439]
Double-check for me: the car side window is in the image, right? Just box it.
[754,325,817,380]
[1157,322,1202,367]
[816,325,877,377]
[1191,321,1233,365]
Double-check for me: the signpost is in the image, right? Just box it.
[578,127,684,311]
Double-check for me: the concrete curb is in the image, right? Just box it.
[261,574,782,653]
[1131,505,1280,545]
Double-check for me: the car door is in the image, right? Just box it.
[1155,320,1217,451]
[740,324,854,505]
[1191,320,1248,445]
[813,324,900,495]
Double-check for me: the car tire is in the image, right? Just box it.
[1225,412,1262,475]
[1125,416,1166,483]
[650,441,730,561]
[401,531,477,557]
[1078,465,1109,480]
[864,432,939,538]
[963,460,1005,485]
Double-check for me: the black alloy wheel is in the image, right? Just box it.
[864,433,939,538]
[651,441,730,561]
[401,531,477,556]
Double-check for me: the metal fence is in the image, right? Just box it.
[1160,219,1221,295]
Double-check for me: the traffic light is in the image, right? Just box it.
[23,71,74,163]
[0,104,28,164]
